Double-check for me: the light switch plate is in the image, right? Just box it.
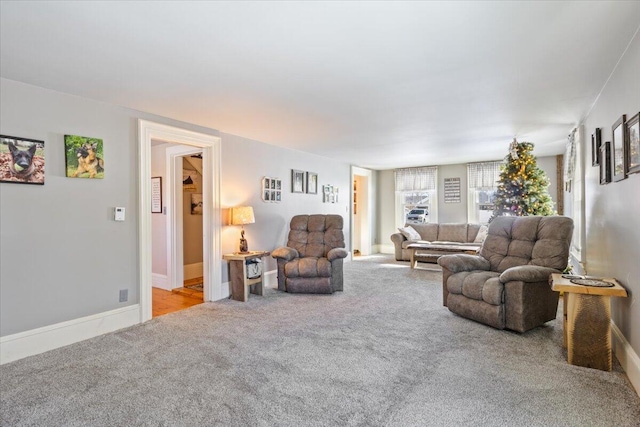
[115,207,125,221]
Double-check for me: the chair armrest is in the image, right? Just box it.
[437,254,490,273]
[271,247,298,261]
[327,248,348,261]
[499,266,560,283]
[390,233,407,245]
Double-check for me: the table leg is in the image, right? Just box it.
[410,249,416,269]
[229,260,248,302]
[565,293,612,371]
[250,281,264,296]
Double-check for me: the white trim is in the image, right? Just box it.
[138,120,222,323]
[0,305,139,365]
[612,321,640,397]
[152,273,170,290]
[184,262,204,280]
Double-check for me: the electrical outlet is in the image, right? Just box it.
[119,289,128,302]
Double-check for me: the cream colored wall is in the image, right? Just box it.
[582,32,639,357]
[182,158,203,266]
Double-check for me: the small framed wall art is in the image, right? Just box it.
[626,112,640,175]
[151,176,162,213]
[599,141,611,185]
[191,194,203,215]
[0,135,45,185]
[591,128,601,166]
[611,115,627,182]
[291,169,305,193]
[306,172,318,194]
[64,134,104,179]
[262,176,282,203]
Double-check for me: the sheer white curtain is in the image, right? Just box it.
[394,167,437,191]
[467,161,502,190]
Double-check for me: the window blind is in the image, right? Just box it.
[467,161,502,190]
[394,167,437,191]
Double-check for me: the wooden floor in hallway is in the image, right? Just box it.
[152,284,203,318]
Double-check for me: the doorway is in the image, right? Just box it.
[352,166,372,256]
[138,120,222,323]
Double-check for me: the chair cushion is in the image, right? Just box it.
[287,214,345,258]
[284,257,332,278]
[447,271,502,305]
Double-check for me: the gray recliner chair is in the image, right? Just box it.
[437,216,573,332]
[271,214,348,294]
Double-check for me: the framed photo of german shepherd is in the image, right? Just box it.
[64,134,104,179]
[0,135,45,185]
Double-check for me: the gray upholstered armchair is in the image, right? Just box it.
[271,214,348,294]
[437,216,573,332]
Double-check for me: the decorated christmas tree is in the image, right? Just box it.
[491,139,555,220]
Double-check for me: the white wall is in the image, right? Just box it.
[151,144,169,276]
[0,78,351,338]
[582,32,639,359]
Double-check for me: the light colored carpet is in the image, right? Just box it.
[1,255,639,426]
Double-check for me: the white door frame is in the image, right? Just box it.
[138,120,222,323]
[351,166,373,256]
[165,146,202,295]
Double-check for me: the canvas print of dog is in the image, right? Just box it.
[64,135,104,179]
[0,135,45,185]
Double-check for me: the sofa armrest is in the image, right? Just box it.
[271,247,298,261]
[500,266,560,283]
[327,248,348,261]
[390,232,407,245]
[437,254,490,273]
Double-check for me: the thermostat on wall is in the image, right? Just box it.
[114,207,125,221]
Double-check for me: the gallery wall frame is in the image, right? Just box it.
[64,134,104,179]
[626,112,640,175]
[591,128,602,166]
[306,172,318,194]
[291,169,305,193]
[0,134,45,185]
[599,141,611,185]
[262,176,282,203]
[151,176,162,213]
[611,115,627,182]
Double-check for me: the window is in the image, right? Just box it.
[395,166,438,225]
[467,161,502,224]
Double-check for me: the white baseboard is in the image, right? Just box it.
[612,321,640,397]
[0,305,140,365]
[152,273,170,290]
[184,262,203,280]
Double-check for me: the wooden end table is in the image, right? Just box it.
[550,273,628,371]
[223,251,270,302]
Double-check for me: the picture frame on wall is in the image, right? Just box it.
[611,115,627,182]
[306,172,318,194]
[292,169,305,193]
[190,194,203,215]
[599,141,611,185]
[0,135,45,185]
[262,176,282,203]
[591,128,601,166]
[151,176,162,213]
[64,134,104,179]
[626,112,640,175]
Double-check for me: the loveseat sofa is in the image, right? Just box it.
[391,223,486,262]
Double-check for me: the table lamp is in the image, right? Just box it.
[231,206,255,253]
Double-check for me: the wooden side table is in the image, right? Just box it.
[550,273,628,371]
[223,251,270,302]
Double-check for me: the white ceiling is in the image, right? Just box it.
[1,2,639,169]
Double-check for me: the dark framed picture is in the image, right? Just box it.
[291,169,305,193]
[626,112,640,175]
[599,141,611,185]
[190,194,203,215]
[0,135,45,185]
[151,176,162,213]
[611,115,627,182]
[591,128,601,166]
[64,134,104,179]
[306,172,318,194]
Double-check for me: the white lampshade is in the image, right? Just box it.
[231,206,255,225]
